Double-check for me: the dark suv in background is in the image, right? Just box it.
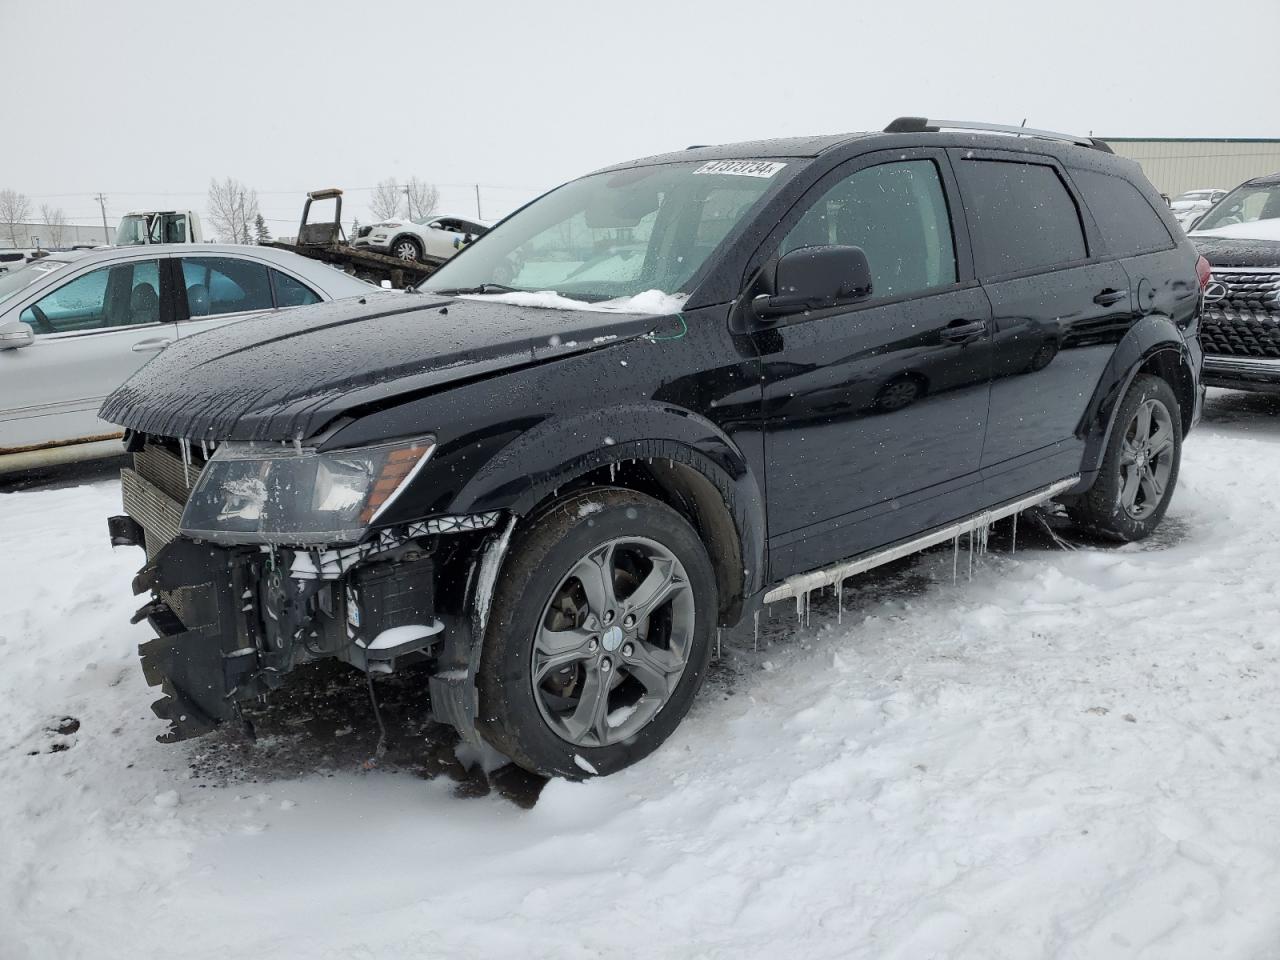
[1187,173,1280,394]
[103,118,1205,779]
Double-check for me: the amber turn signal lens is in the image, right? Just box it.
[359,443,435,524]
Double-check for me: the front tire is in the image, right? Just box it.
[1066,374,1182,541]
[391,236,422,261]
[477,488,717,779]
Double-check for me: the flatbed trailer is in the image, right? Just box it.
[266,188,446,289]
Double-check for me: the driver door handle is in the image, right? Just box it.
[940,319,987,342]
[1093,288,1128,307]
[131,337,172,353]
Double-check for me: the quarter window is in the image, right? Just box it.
[781,160,957,300]
[271,269,322,307]
[20,260,161,333]
[181,257,274,318]
[956,160,1087,276]
[1070,168,1173,256]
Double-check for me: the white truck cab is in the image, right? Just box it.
[116,210,203,245]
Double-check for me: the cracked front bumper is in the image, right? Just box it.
[112,441,447,741]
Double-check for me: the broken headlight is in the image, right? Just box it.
[180,437,436,545]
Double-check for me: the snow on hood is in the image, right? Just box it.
[1190,218,1280,243]
[457,289,688,314]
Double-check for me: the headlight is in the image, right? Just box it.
[180,436,436,545]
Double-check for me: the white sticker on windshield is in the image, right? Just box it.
[693,159,787,178]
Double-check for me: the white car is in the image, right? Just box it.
[0,243,375,473]
[1171,188,1227,230]
[352,214,491,263]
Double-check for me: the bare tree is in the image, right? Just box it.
[403,177,440,222]
[0,189,31,248]
[370,178,403,221]
[39,204,67,247]
[206,177,261,244]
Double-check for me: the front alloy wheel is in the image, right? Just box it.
[392,238,421,261]
[533,537,694,747]
[477,488,716,778]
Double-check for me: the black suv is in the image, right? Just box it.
[103,118,1205,778]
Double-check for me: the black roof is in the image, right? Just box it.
[594,133,873,173]
[1245,172,1280,187]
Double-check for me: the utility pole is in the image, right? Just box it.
[402,184,414,221]
[94,193,110,243]
[474,184,482,220]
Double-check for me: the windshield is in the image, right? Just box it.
[420,159,795,302]
[1193,182,1280,233]
[0,259,67,306]
[116,215,149,245]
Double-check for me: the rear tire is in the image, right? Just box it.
[1066,374,1181,541]
[477,488,717,779]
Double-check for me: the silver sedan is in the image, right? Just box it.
[0,244,376,473]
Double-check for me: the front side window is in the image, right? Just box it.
[1193,182,1280,233]
[956,160,1087,277]
[1070,168,1173,257]
[420,160,797,302]
[19,260,160,333]
[781,159,957,300]
[181,257,274,318]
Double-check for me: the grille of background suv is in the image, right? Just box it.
[1200,270,1280,358]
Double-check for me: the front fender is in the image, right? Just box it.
[451,402,766,601]
[1076,313,1196,481]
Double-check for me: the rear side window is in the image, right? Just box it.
[1070,168,1174,256]
[956,160,1087,277]
[271,269,321,307]
[181,256,273,318]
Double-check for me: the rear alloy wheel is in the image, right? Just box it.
[477,488,716,778]
[392,237,422,261]
[1066,374,1182,541]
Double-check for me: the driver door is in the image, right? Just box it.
[0,256,178,449]
[755,150,993,579]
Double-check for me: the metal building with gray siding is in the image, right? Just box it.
[1103,139,1280,198]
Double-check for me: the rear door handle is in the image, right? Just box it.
[941,319,987,342]
[1093,289,1128,307]
[131,337,172,353]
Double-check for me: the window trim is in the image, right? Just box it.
[947,147,1104,284]
[740,147,976,324]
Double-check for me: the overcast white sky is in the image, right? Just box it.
[4,0,1278,230]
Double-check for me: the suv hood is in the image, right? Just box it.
[1191,230,1280,269]
[100,294,667,442]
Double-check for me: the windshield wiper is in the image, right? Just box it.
[423,283,520,296]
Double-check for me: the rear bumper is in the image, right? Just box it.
[1202,354,1280,394]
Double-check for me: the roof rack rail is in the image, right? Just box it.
[884,117,1113,154]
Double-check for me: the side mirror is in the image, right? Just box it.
[0,320,35,350]
[752,245,873,320]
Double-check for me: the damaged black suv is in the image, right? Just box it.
[104,118,1205,779]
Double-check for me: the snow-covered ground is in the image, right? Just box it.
[5,390,1280,960]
